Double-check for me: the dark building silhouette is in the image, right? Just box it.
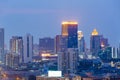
[0,28,4,63]
[90,29,109,57]
[54,35,67,53]
[39,37,54,52]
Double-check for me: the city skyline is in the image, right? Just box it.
[0,0,120,47]
[0,1,120,79]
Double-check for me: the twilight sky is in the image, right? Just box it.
[0,0,120,48]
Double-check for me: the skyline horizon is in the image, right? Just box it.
[1,23,119,49]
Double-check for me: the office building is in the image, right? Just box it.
[10,36,23,63]
[98,46,112,60]
[90,29,109,57]
[23,34,33,63]
[58,21,78,74]
[100,37,109,49]
[90,29,102,57]
[56,35,68,74]
[62,21,78,48]
[67,48,78,74]
[39,37,54,52]
[58,48,78,74]
[55,35,61,53]
[33,44,40,56]
[54,35,67,53]
[5,53,20,68]
[0,28,4,63]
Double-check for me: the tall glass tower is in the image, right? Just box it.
[62,21,78,48]
[90,29,101,57]
[59,21,78,74]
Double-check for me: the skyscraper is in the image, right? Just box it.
[0,28,4,63]
[90,29,109,57]
[10,36,23,54]
[10,36,23,63]
[62,21,78,48]
[58,21,78,74]
[23,34,33,63]
[90,29,101,57]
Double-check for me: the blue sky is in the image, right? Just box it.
[0,0,120,48]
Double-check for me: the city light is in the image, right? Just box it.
[78,31,83,40]
[62,21,78,25]
[41,53,51,57]
[91,29,99,36]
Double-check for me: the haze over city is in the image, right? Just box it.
[0,0,120,47]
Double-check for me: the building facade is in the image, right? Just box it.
[58,21,78,75]
[10,36,23,63]
[39,37,54,53]
[61,21,78,48]
[54,35,68,53]
[23,34,33,63]
[90,29,102,57]
[90,29,109,57]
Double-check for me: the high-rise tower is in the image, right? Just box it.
[58,21,78,74]
[0,28,4,63]
[10,36,23,54]
[62,21,78,48]
[90,29,101,57]
[39,37,54,52]
[10,36,23,63]
[23,34,33,63]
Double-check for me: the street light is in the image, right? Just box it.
[16,77,20,80]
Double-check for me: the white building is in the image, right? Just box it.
[23,34,33,63]
[10,36,23,63]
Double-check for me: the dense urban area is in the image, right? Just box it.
[0,21,120,80]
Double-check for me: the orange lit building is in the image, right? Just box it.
[61,21,78,48]
[62,21,78,36]
[58,21,78,75]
